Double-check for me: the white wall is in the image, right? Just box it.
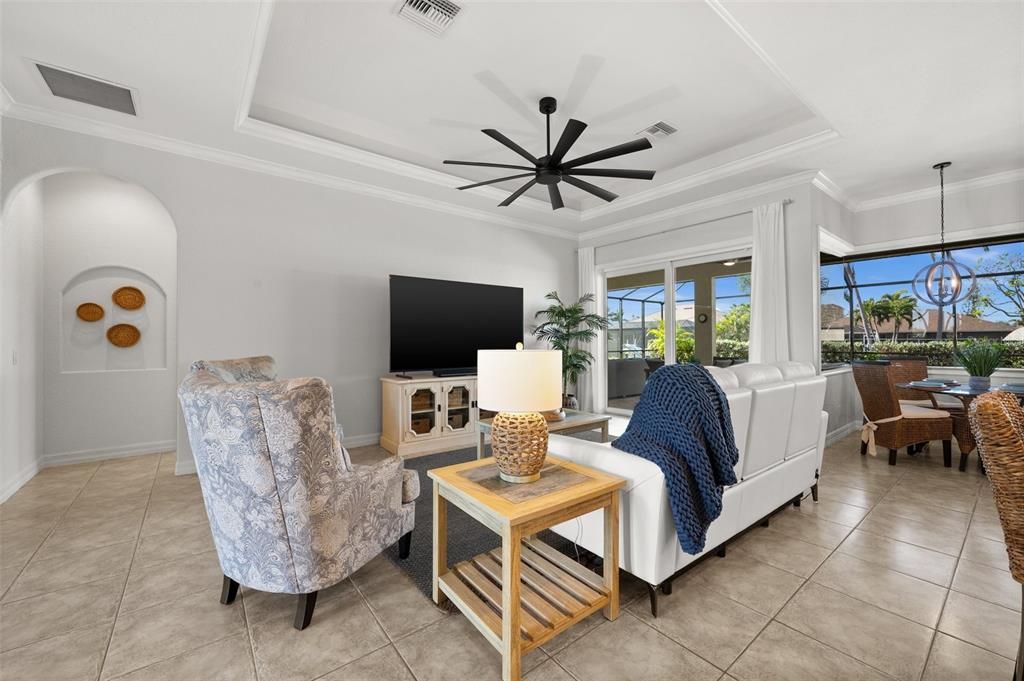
[1,119,578,475]
[39,172,178,465]
[1,181,44,501]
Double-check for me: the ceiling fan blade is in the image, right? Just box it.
[549,119,588,166]
[562,175,618,202]
[566,168,656,180]
[444,160,535,171]
[499,179,538,207]
[457,173,535,191]
[561,137,653,170]
[482,129,539,164]
[548,184,565,211]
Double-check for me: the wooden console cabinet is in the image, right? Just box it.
[380,375,492,457]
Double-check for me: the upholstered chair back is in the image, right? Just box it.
[179,358,403,595]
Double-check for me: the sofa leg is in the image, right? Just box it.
[294,591,318,630]
[646,583,659,618]
[716,545,727,558]
[760,517,770,528]
[792,494,802,508]
[661,581,673,595]
[942,440,952,468]
[811,483,819,502]
[220,576,239,605]
[888,449,897,466]
[398,531,412,559]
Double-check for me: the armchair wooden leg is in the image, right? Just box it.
[942,440,952,468]
[398,531,412,559]
[294,591,318,630]
[958,451,969,472]
[646,583,659,618]
[220,576,239,605]
[888,449,898,466]
[860,440,868,456]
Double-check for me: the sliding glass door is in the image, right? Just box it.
[606,268,668,412]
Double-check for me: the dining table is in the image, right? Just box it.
[896,380,1024,471]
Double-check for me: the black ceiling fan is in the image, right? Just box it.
[443,96,656,210]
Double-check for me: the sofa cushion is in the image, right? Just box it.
[773,361,816,380]
[901,404,950,419]
[731,363,785,388]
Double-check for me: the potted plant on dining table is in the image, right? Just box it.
[954,341,1005,390]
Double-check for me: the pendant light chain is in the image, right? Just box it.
[939,163,945,253]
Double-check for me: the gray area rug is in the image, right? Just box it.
[382,434,609,599]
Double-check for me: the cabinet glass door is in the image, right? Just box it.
[405,386,439,440]
[442,382,474,433]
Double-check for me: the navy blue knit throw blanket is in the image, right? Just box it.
[613,363,739,554]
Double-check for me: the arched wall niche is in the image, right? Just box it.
[1,169,179,497]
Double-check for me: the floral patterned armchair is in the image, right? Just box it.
[178,356,418,629]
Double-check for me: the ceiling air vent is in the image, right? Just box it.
[636,121,678,138]
[36,63,136,115]
[397,0,461,36]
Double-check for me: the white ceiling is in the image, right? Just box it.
[2,0,1021,236]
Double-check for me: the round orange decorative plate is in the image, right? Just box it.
[76,302,105,322]
[112,286,146,310]
[107,324,141,348]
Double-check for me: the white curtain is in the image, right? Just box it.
[577,246,599,411]
[749,202,791,363]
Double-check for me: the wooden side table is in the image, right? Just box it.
[428,456,624,681]
[476,409,612,459]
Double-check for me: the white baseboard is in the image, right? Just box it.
[40,439,176,468]
[1,460,41,503]
[826,420,861,446]
[342,432,382,449]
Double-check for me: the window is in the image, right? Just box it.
[713,274,750,364]
[606,270,666,411]
[820,238,1024,369]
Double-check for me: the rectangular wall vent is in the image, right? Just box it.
[397,0,461,36]
[36,63,136,116]
[636,121,678,138]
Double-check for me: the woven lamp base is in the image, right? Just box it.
[491,411,548,483]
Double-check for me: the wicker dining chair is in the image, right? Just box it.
[852,360,953,466]
[888,357,936,407]
[969,391,1024,681]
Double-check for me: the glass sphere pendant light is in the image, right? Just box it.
[911,162,977,307]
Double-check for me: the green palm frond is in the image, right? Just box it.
[531,291,609,395]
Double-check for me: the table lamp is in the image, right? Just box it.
[477,346,563,483]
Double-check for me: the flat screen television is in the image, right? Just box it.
[389,275,524,376]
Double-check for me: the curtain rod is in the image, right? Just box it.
[594,198,794,251]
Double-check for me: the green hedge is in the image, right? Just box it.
[821,340,1024,368]
[715,339,749,361]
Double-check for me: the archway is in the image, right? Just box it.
[1,171,178,500]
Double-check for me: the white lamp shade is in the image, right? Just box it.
[477,349,562,413]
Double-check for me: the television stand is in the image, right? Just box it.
[432,367,476,378]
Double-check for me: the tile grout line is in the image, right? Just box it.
[914,477,984,681]
[95,459,162,681]
[338,576,420,681]
[239,586,262,681]
[0,464,103,604]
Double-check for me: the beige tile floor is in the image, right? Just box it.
[0,433,1019,681]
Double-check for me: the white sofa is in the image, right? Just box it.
[548,361,828,615]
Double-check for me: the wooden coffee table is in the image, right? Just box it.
[477,409,612,459]
[428,456,624,681]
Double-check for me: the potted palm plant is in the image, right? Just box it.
[532,292,609,413]
[954,341,1005,390]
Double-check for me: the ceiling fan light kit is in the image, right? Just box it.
[444,96,657,210]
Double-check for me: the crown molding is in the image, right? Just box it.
[849,221,1024,256]
[811,171,854,211]
[580,169,819,242]
[236,117,559,215]
[579,128,840,222]
[705,0,837,131]
[853,168,1024,212]
[2,102,579,241]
